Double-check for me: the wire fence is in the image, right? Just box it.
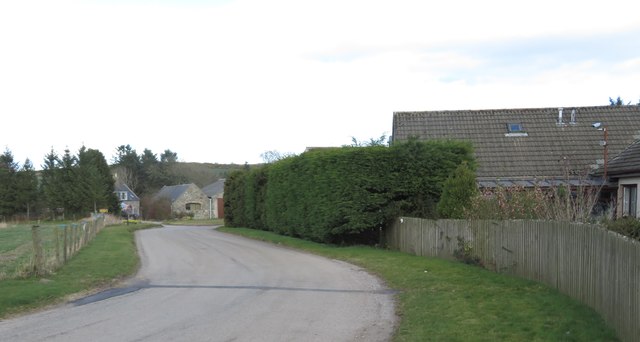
[29,215,107,276]
[1,215,125,281]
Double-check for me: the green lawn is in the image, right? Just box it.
[218,227,619,342]
[0,223,159,319]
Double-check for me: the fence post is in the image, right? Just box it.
[31,225,44,275]
[63,224,68,263]
[54,226,60,266]
[75,224,80,254]
[72,224,78,255]
[82,222,88,247]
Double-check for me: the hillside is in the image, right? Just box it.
[169,162,252,187]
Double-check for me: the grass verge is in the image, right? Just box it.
[218,227,619,342]
[163,218,224,226]
[0,223,160,319]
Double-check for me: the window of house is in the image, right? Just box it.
[186,203,201,211]
[119,192,127,201]
[622,185,637,217]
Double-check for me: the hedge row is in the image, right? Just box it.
[224,139,475,244]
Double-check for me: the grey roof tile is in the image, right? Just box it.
[155,184,193,202]
[607,140,640,175]
[202,179,225,197]
[114,182,139,201]
[392,105,640,181]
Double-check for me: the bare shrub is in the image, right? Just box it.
[140,196,172,221]
[465,181,602,222]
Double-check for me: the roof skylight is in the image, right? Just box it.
[505,123,528,137]
[507,123,524,133]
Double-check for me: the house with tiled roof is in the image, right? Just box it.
[606,140,640,218]
[392,105,640,217]
[392,105,640,188]
[155,183,209,219]
[202,179,225,218]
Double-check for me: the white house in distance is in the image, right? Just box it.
[114,182,140,218]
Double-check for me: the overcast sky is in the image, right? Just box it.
[2,0,640,167]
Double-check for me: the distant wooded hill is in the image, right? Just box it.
[169,162,252,188]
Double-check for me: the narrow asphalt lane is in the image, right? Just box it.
[0,226,396,342]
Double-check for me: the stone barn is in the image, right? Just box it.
[155,183,209,219]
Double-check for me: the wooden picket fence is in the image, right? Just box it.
[30,215,106,276]
[384,218,640,342]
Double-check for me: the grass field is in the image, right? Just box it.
[0,224,57,280]
[219,227,619,342]
[0,223,160,319]
[1,221,108,280]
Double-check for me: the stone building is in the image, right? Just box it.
[155,183,209,219]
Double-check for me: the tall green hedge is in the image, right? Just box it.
[224,139,474,244]
[223,170,246,227]
[242,166,269,230]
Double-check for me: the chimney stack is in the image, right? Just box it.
[557,107,564,125]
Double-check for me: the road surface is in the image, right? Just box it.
[0,226,396,341]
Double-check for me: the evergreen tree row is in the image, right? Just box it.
[111,144,186,197]
[224,139,476,244]
[0,147,119,221]
[0,151,38,220]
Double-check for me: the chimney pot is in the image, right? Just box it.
[557,107,564,125]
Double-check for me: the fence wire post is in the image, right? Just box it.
[54,226,60,266]
[82,222,88,247]
[31,225,44,275]
[72,224,78,255]
[63,225,68,263]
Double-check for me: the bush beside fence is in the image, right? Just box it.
[384,218,639,342]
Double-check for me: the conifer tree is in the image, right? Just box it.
[78,146,119,213]
[0,149,18,218]
[41,149,62,216]
[436,161,478,219]
[15,159,39,219]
